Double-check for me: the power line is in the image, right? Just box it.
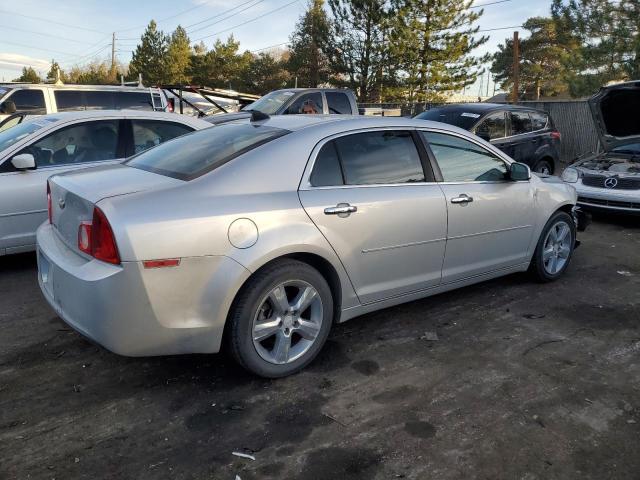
[193,0,299,41]
[115,0,220,33]
[0,25,92,45]
[0,40,82,58]
[188,0,267,34]
[185,0,261,29]
[470,0,514,8]
[251,42,290,53]
[0,9,106,34]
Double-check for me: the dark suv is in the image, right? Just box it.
[415,103,561,174]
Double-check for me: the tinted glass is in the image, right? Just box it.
[131,120,193,154]
[611,142,640,154]
[326,92,352,114]
[18,120,119,166]
[530,111,548,130]
[84,91,115,110]
[511,111,532,135]
[115,92,153,110]
[127,123,288,180]
[422,131,508,182]
[285,93,323,114]
[7,89,46,114]
[54,91,84,112]
[475,112,506,140]
[416,108,480,130]
[335,131,424,185]
[310,141,343,186]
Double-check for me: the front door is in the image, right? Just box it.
[0,119,123,252]
[299,130,447,304]
[420,130,536,283]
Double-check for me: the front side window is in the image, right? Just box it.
[326,92,352,114]
[422,131,508,182]
[530,111,548,131]
[285,93,323,115]
[334,131,425,185]
[17,120,120,167]
[511,111,532,135]
[474,112,506,140]
[6,89,46,114]
[131,120,193,154]
[126,123,289,180]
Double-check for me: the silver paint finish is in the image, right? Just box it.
[37,115,577,357]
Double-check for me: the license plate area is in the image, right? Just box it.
[38,251,54,298]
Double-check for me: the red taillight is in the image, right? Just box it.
[47,182,52,224]
[167,98,174,113]
[76,207,120,264]
[551,130,561,140]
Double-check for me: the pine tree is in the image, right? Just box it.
[491,17,577,100]
[240,53,290,94]
[287,0,331,87]
[189,36,252,89]
[389,0,489,102]
[13,66,41,83]
[327,0,389,101]
[167,26,192,84]
[128,20,169,85]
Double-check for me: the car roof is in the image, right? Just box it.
[425,103,547,114]
[22,110,210,127]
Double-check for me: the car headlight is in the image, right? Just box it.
[561,167,579,183]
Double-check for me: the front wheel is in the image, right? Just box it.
[529,211,576,282]
[533,159,554,175]
[227,259,334,378]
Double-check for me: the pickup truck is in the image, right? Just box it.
[203,88,359,125]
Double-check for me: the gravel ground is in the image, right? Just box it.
[1,215,639,480]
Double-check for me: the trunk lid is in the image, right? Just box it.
[49,163,182,251]
[589,81,640,152]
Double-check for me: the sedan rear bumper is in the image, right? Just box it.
[36,222,251,356]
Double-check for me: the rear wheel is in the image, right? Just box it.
[529,211,575,282]
[533,159,554,175]
[228,259,333,378]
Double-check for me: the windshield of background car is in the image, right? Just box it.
[415,108,480,130]
[0,87,12,101]
[0,117,54,152]
[242,91,296,114]
[126,123,289,180]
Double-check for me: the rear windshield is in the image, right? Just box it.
[416,108,480,130]
[126,123,289,180]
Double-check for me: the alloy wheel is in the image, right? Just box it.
[542,220,572,275]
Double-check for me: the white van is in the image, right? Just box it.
[0,84,168,123]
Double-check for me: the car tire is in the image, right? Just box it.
[533,159,554,175]
[529,211,576,282]
[227,259,334,378]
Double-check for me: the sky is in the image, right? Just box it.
[0,0,552,94]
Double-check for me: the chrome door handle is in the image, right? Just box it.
[451,194,473,204]
[324,203,357,215]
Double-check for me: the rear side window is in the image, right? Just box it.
[131,120,193,154]
[475,112,506,140]
[326,92,352,114]
[115,92,153,110]
[333,131,424,185]
[54,91,84,112]
[126,123,289,180]
[511,111,532,135]
[310,142,344,186]
[7,89,46,114]
[84,91,115,110]
[530,111,548,131]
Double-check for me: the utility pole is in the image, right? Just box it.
[512,31,519,104]
[111,32,116,78]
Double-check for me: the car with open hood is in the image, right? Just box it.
[562,81,640,214]
[36,114,584,378]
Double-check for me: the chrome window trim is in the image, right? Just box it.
[472,110,549,141]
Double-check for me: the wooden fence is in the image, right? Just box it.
[358,100,601,165]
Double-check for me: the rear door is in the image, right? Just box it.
[509,111,535,166]
[299,129,447,304]
[420,130,536,283]
[0,119,125,251]
[326,91,353,114]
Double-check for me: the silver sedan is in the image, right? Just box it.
[37,115,581,377]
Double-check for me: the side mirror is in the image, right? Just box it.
[510,162,530,181]
[1,100,17,115]
[11,153,36,171]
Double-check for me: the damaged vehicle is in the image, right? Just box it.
[562,81,640,214]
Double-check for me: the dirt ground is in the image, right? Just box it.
[1,215,639,480]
